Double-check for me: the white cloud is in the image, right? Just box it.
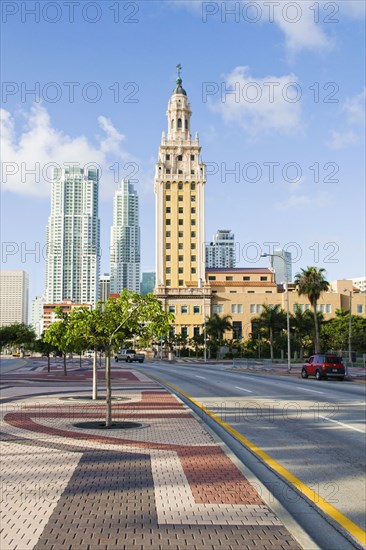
[344,88,366,125]
[327,130,357,150]
[0,104,140,198]
[210,65,302,135]
[327,88,366,149]
[257,0,332,54]
[275,191,331,210]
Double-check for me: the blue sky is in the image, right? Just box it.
[1,0,365,305]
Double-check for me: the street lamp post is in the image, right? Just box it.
[261,253,291,372]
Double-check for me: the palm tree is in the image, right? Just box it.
[206,313,232,343]
[254,304,286,360]
[294,267,329,353]
[291,305,314,360]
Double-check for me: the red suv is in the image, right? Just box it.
[301,354,345,381]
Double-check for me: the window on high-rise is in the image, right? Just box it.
[166,207,171,213]
[191,231,196,238]
[166,182,170,189]
[179,220,183,226]
[179,207,183,214]
[177,155,183,161]
[179,267,183,274]
[178,255,183,261]
[181,305,188,314]
[169,305,175,313]
[191,219,196,226]
[191,244,196,249]
[179,279,184,286]
[191,183,195,190]
[191,155,195,161]
[193,306,200,314]
[178,231,183,238]
[191,195,196,202]
[178,195,183,202]
[166,154,170,161]
[166,231,171,237]
[191,255,196,261]
[166,255,171,261]
[178,182,183,189]
[178,243,183,249]
[191,208,196,214]
[178,119,182,128]
[166,219,171,225]
[166,195,171,201]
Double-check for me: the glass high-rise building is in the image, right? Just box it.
[271,249,292,284]
[110,179,141,294]
[45,167,100,306]
[141,272,156,295]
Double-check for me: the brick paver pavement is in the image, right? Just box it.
[0,359,302,549]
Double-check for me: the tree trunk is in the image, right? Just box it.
[47,354,50,373]
[313,306,320,353]
[92,348,98,400]
[79,354,82,369]
[63,353,67,376]
[105,349,112,427]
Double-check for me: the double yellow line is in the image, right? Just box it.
[146,371,366,548]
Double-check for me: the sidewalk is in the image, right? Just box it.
[1,359,302,550]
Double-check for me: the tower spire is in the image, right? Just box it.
[173,63,186,96]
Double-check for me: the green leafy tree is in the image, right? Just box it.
[83,289,174,428]
[294,267,330,353]
[68,307,104,399]
[0,323,36,354]
[44,307,71,376]
[34,335,57,372]
[321,311,366,354]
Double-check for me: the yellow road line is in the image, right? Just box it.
[145,370,366,548]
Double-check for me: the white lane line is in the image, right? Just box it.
[195,375,206,379]
[319,415,365,433]
[295,386,324,394]
[235,386,253,393]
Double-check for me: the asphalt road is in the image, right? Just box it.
[138,360,366,535]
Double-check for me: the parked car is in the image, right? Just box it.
[301,354,345,381]
[114,349,145,363]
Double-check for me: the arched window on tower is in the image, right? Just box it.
[185,119,188,130]
[178,118,182,128]
[171,120,174,129]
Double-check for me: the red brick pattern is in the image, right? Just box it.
[180,447,264,505]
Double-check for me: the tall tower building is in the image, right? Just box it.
[0,270,29,326]
[45,167,100,306]
[206,230,236,268]
[110,179,141,294]
[155,67,206,289]
[155,68,210,339]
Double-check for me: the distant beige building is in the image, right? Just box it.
[43,300,92,330]
[0,270,29,327]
